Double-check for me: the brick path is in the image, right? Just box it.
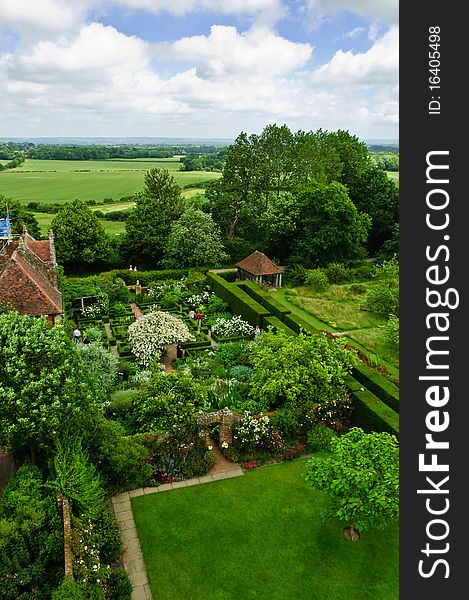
[112,442,243,600]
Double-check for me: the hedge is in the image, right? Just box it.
[98,268,210,285]
[210,333,253,343]
[263,315,296,336]
[282,312,322,336]
[207,272,270,327]
[352,363,399,413]
[216,269,238,282]
[346,376,399,437]
[180,340,212,350]
[237,281,292,320]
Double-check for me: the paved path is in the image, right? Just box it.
[103,322,119,358]
[112,443,243,600]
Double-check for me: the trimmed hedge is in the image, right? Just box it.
[98,268,210,286]
[216,269,238,282]
[352,363,399,413]
[207,272,270,327]
[282,312,322,336]
[346,376,399,437]
[263,315,296,336]
[180,340,212,350]
[210,333,253,343]
[237,281,292,321]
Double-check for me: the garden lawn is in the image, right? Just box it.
[131,459,398,600]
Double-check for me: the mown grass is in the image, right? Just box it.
[0,158,221,204]
[131,459,398,600]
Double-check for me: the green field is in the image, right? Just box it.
[0,158,221,204]
[132,459,398,600]
[33,211,125,237]
[386,171,399,184]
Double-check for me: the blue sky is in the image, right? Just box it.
[0,1,398,141]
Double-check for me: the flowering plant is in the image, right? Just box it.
[211,315,255,338]
[128,310,195,366]
[81,294,108,318]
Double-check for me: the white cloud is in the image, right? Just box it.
[344,27,366,39]
[0,0,86,39]
[312,26,398,85]
[14,23,149,84]
[304,0,398,25]
[156,25,312,78]
[0,2,398,139]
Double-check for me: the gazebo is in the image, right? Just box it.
[236,251,285,288]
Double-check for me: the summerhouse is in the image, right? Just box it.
[236,251,284,288]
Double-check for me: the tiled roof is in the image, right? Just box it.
[236,250,285,275]
[0,233,62,317]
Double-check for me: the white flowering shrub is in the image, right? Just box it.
[186,291,213,306]
[81,295,108,318]
[232,411,271,453]
[211,315,255,338]
[128,310,195,367]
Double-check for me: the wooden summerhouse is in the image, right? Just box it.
[236,251,285,288]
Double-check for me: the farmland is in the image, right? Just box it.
[0,157,221,205]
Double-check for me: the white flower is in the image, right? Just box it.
[221,441,229,449]
[208,445,213,451]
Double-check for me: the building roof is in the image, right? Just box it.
[0,232,62,317]
[236,250,285,276]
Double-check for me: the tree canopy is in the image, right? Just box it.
[163,207,228,268]
[288,181,371,266]
[248,330,358,413]
[51,199,110,268]
[123,168,185,266]
[303,427,399,536]
[0,312,99,462]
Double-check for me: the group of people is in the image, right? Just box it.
[188,307,203,325]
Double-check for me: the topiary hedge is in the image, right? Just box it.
[346,375,399,437]
[352,363,399,413]
[238,281,292,320]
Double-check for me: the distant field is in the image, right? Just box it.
[386,171,399,183]
[33,211,125,237]
[0,158,221,204]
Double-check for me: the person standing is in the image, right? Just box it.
[73,327,81,343]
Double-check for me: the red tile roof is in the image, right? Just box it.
[236,251,285,276]
[0,233,62,317]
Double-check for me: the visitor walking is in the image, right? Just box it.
[189,307,195,320]
[73,327,81,343]
[254,324,261,339]
[196,311,203,330]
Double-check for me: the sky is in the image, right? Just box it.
[0,0,398,141]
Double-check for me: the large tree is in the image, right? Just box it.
[289,181,371,266]
[0,312,99,463]
[123,168,185,266]
[347,168,399,255]
[248,330,358,414]
[51,199,110,268]
[162,207,228,268]
[303,427,399,540]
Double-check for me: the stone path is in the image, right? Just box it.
[112,443,243,600]
[130,303,143,319]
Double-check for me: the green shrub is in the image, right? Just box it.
[366,284,399,316]
[350,283,366,295]
[384,314,399,348]
[323,263,350,283]
[107,568,133,600]
[229,365,254,381]
[52,578,87,599]
[305,269,329,291]
[306,424,337,452]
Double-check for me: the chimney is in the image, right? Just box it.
[49,229,57,264]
